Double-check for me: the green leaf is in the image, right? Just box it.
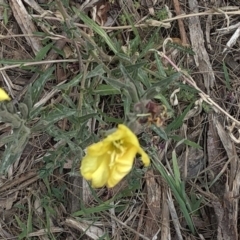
[52,45,66,58]
[123,11,140,50]
[116,53,131,63]
[139,29,160,59]
[62,94,77,109]
[172,150,181,189]
[111,61,148,76]
[154,93,173,113]
[93,84,120,96]
[71,113,99,125]
[35,42,55,61]
[151,124,168,140]
[72,203,115,217]
[15,215,27,239]
[56,73,82,90]
[101,76,128,93]
[119,64,141,102]
[3,7,9,25]
[223,61,231,90]
[41,104,77,123]
[169,136,202,149]
[137,68,151,88]
[152,158,195,234]
[0,125,30,174]
[0,59,32,64]
[166,103,193,133]
[155,51,167,78]
[73,8,118,54]
[31,66,55,104]
[143,72,181,99]
[23,85,33,114]
[86,64,106,78]
[27,205,33,235]
[189,193,203,213]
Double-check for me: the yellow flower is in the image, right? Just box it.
[0,88,10,101]
[80,124,150,188]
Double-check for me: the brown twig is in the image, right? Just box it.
[31,9,240,31]
[173,0,188,45]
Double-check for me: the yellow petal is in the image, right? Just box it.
[107,147,137,188]
[87,141,112,157]
[118,124,140,148]
[80,155,101,180]
[80,153,111,188]
[115,145,137,167]
[91,157,110,188]
[87,124,138,157]
[0,88,10,101]
[106,130,125,143]
[138,147,150,167]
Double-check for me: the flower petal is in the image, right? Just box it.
[0,88,10,101]
[91,158,110,188]
[80,155,101,180]
[118,124,140,148]
[107,146,137,188]
[87,141,112,157]
[138,147,150,167]
[81,154,111,188]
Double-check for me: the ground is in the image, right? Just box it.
[0,0,240,239]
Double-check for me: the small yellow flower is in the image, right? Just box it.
[0,88,10,101]
[80,124,150,188]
